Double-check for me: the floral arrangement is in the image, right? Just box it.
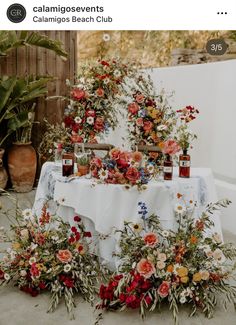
[175,106,199,151]
[90,148,154,189]
[38,119,71,161]
[0,200,106,318]
[64,58,133,143]
[98,197,236,324]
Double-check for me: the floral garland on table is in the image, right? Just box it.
[0,199,107,319]
[90,148,155,190]
[98,196,236,324]
[64,59,133,143]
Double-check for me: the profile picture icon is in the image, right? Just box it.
[7,3,26,23]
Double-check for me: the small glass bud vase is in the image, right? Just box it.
[179,149,190,178]
[163,154,173,180]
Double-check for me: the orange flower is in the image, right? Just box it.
[132,151,143,163]
[190,235,198,244]
[56,250,73,263]
[177,193,183,199]
[137,258,155,279]
[143,232,159,247]
[166,265,174,273]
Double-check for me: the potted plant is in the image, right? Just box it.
[76,154,90,176]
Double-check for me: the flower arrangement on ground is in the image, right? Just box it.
[98,197,236,324]
[0,197,106,318]
[64,58,133,143]
[90,148,153,189]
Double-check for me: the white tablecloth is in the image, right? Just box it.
[34,162,222,268]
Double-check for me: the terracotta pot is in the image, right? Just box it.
[0,148,8,190]
[8,142,37,193]
[77,164,89,176]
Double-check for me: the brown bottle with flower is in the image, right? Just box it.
[62,147,74,177]
[179,149,190,178]
[163,154,173,180]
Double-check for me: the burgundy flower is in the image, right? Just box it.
[64,277,74,288]
[75,232,81,241]
[84,232,92,238]
[71,226,77,233]
[74,216,81,222]
[0,270,4,280]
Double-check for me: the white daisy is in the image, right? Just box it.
[103,77,110,84]
[87,117,94,125]
[74,116,82,124]
[180,296,186,304]
[22,209,33,221]
[146,164,154,174]
[114,69,121,78]
[64,264,72,273]
[161,230,169,237]
[174,203,186,215]
[103,33,111,42]
[4,273,10,281]
[98,169,108,180]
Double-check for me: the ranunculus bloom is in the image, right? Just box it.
[96,87,105,97]
[109,148,121,160]
[135,94,145,103]
[132,151,143,163]
[137,259,155,279]
[56,249,73,263]
[71,88,86,101]
[157,281,170,298]
[143,121,153,133]
[143,232,159,247]
[128,102,140,115]
[94,117,105,131]
[85,109,96,117]
[136,117,144,127]
[162,139,181,155]
[125,167,140,184]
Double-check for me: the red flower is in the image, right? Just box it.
[74,216,81,222]
[64,116,74,127]
[84,231,92,238]
[71,88,86,101]
[96,88,105,97]
[144,295,152,305]
[30,263,40,278]
[119,293,126,302]
[128,102,139,115]
[117,158,129,169]
[71,226,77,233]
[39,282,46,290]
[125,295,141,309]
[75,232,81,241]
[157,281,170,298]
[101,60,110,66]
[85,109,96,117]
[114,274,123,281]
[0,270,4,280]
[71,134,83,143]
[69,236,75,244]
[143,121,153,133]
[94,117,105,131]
[64,277,74,288]
[125,167,140,184]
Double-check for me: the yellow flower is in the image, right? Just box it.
[177,266,188,277]
[149,109,159,119]
[180,276,189,284]
[147,106,153,112]
[12,242,21,250]
[37,263,46,271]
[193,272,202,282]
[132,223,143,233]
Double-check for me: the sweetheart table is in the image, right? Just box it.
[34,162,222,268]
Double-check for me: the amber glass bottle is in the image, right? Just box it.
[62,148,74,177]
[163,154,173,180]
[179,149,190,178]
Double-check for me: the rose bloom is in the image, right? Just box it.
[135,93,145,103]
[85,109,96,117]
[109,148,121,160]
[143,120,153,133]
[137,258,155,279]
[128,102,140,115]
[162,139,181,155]
[132,151,142,163]
[200,270,210,281]
[56,249,73,263]
[125,167,140,184]
[156,261,166,270]
[157,281,170,298]
[94,117,105,131]
[71,88,86,101]
[143,232,159,247]
[136,117,144,127]
[96,87,105,97]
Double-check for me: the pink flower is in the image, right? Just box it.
[96,88,105,97]
[71,88,86,101]
[128,102,140,115]
[30,263,40,278]
[136,117,144,127]
[109,148,121,160]
[157,281,170,298]
[90,157,103,168]
[94,117,105,131]
[137,258,155,279]
[143,121,153,133]
[132,151,143,163]
[162,139,180,155]
[56,250,73,263]
[125,167,140,183]
[85,109,96,117]
[143,232,159,247]
[135,94,145,103]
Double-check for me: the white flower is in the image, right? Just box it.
[158,253,167,262]
[103,33,111,42]
[51,235,59,242]
[20,270,27,277]
[103,77,110,84]
[29,257,36,265]
[146,164,154,174]
[79,77,85,83]
[156,260,166,270]
[180,296,186,304]
[213,248,225,263]
[114,69,121,78]
[74,116,82,124]
[30,243,38,251]
[157,124,167,131]
[4,273,10,281]
[64,264,72,273]
[98,169,108,180]
[86,117,94,125]
[161,230,169,237]
[174,203,186,215]
[22,209,33,221]
[20,229,29,240]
